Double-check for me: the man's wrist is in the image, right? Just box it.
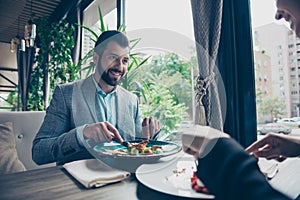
[76,124,88,146]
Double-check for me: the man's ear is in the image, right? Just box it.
[93,52,99,64]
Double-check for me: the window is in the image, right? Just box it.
[290,59,295,64]
[124,0,196,123]
[257,59,261,67]
[291,75,296,80]
[291,91,298,95]
[81,0,117,70]
[264,75,267,81]
[252,0,300,123]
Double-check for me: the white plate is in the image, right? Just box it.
[93,140,181,160]
[136,152,215,199]
[91,140,182,172]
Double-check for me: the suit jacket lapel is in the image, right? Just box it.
[80,75,98,122]
[115,87,135,140]
[116,86,122,128]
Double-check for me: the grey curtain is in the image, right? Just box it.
[190,0,224,131]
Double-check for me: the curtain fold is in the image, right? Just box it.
[190,0,224,131]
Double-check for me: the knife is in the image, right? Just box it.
[152,129,161,140]
[112,138,132,148]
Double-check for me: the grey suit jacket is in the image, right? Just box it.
[32,75,142,165]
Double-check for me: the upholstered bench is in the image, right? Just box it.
[0,111,55,173]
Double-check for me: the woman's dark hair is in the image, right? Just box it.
[94,30,129,54]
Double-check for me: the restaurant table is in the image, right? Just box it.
[0,153,299,200]
[1,158,299,200]
[0,164,213,200]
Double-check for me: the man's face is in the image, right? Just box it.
[275,0,300,37]
[96,41,130,86]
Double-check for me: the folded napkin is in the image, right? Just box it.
[63,159,130,188]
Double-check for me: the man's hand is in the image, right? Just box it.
[142,116,161,139]
[83,121,123,143]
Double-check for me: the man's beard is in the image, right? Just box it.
[101,68,124,86]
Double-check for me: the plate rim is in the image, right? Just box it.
[135,155,215,199]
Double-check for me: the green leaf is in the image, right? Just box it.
[130,38,141,50]
[98,6,106,32]
[118,24,126,32]
[76,23,98,42]
[136,56,151,68]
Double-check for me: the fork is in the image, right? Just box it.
[263,163,279,180]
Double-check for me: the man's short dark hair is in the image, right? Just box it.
[94,30,129,54]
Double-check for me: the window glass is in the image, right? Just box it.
[125,0,196,136]
[251,0,300,136]
[81,0,117,70]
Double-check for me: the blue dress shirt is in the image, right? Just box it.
[76,76,117,146]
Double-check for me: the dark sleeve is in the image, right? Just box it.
[196,138,291,200]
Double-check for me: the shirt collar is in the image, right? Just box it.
[92,75,117,97]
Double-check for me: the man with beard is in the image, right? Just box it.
[32,31,160,165]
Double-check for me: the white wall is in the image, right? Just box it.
[0,42,18,95]
[0,42,17,68]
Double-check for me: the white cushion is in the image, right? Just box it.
[0,122,25,174]
[0,111,55,170]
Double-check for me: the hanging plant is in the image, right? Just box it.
[27,17,51,110]
[48,19,76,90]
[27,18,77,110]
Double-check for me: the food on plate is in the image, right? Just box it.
[127,139,149,152]
[108,140,163,155]
[151,145,163,151]
[164,165,192,190]
[172,168,187,177]
[126,140,163,155]
[191,171,210,194]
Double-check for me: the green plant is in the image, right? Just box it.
[258,96,286,121]
[28,17,51,110]
[48,19,76,90]
[159,53,193,106]
[27,18,76,110]
[140,73,189,134]
[5,90,18,111]
[121,40,151,101]
[130,52,196,135]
